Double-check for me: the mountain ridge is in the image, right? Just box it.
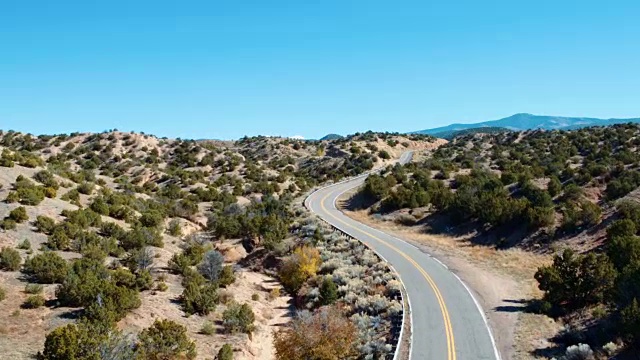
[413,113,640,137]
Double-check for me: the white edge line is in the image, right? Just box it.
[453,273,502,360]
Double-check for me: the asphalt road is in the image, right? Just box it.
[305,152,500,360]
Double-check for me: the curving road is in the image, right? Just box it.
[305,152,501,360]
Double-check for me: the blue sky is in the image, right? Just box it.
[1,1,639,139]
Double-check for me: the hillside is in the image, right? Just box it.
[414,113,640,137]
[0,129,439,359]
[353,124,640,358]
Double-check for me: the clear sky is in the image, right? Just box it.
[1,1,639,139]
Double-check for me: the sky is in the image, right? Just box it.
[1,1,640,140]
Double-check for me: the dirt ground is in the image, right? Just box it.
[340,204,560,360]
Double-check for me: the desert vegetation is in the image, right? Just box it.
[356,123,640,357]
[0,128,430,359]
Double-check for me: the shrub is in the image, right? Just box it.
[23,252,68,283]
[139,210,165,228]
[0,287,5,302]
[219,265,235,287]
[23,294,46,309]
[0,247,22,271]
[17,239,31,250]
[181,282,218,315]
[378,150,391,160]
[320,276,338,305]
[535,249,616,312]
[273,306,357,360]
[34,215,56,234]
[5,191,19,203]
[135,319,197,360]
[39,324,88,360]
[200,321,215,335]
[222,302,255,334]
[77,182,95,195]
[563,343,594,360]
[251,293,260,301]
[198,250,224,282]
[25,283,44,294]
[1,218,17,230]
[9,206,28,223]
[279,246,321,296]
[155,282,168,292]
[217,344,233,360]
[167,219,182,237]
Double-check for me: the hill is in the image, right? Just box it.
[414,113,640,137]
[353,123,640,358]
[319,133,343,141]
[0,129,441,359]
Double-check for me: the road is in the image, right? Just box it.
[305,152,500,360]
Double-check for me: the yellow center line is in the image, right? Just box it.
[318,191,457,360]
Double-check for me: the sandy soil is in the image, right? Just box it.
[340,205,559,360]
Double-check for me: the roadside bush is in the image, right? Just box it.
[563,343,594,360]
[222,302,255,334]
[535,249,616,313]
[320,276,338,305]
[9,206,29,223]
[23,294,46,309]
[279,246,321,296]
[273,306,357,360]
[135,319,196,360]
[23,252,68,283]
[0,247,21,271]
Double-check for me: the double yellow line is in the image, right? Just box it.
[319,192,457,360]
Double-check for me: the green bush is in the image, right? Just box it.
[222,302,255,334]
[200,321,215,335]
[0,247,21,271]
[217,344,233,360]
[135,319,197,360]
[1,218,17,230]
[23,294,46,309]
[0,287,5,302]
[34,215,56,234]
[181,282,218,315]
[219,265,235,287]
[25,283,44,294]
[167,219,182,237]
[23,252,68,283]
[535,249,616,313]
[77,182,95,195]
[320,277,338,305]
[17,239,31,250]
[9,206,29,223]
[5,191,19,203]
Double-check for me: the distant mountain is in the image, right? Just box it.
[414,113,640,137]
[320,133,344,141]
